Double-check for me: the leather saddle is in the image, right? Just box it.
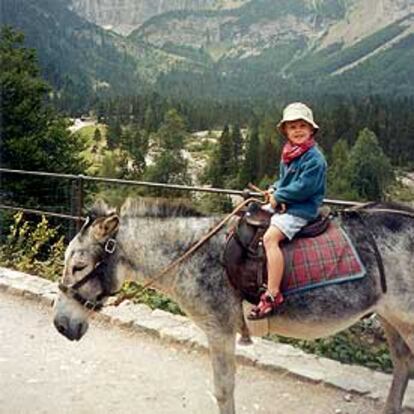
[242,202,331,237]
[222,202,332,304]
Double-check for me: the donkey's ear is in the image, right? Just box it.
[90,214,120,241]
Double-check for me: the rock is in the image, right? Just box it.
[344,393,353,402]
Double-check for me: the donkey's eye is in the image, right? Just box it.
[73,265,87,273]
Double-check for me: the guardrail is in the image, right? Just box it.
[0,168,363,232]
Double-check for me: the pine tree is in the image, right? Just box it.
[93,128,102,142]
[230,124,243,172]
[239,122,260,187]
[217,124,234,184]
[259,117,281,180]
[346,128,394,200]
[327,139,356,199]
[0,27,86,210]
[106,119,122,150]
[144,109,191,197]
[203,124,231,188]
[121,126,148,177]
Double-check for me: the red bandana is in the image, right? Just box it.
[281,138,316,164]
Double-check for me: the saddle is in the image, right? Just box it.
[223,202,332,304]
[243,202,331,237]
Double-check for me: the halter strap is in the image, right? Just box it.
[58,237,120,311]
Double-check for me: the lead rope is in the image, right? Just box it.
[111,197,265,307]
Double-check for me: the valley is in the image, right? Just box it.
[3,0,414,102]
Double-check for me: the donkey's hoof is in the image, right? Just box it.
[238,335,253,346]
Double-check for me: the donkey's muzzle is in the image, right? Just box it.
[53,315,88,341]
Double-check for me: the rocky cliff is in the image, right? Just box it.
[5,0,413,100]
[128,0,414,77]
[70,0,247,35]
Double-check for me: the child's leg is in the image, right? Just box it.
[263,226,286,295]
[248,225,286,320]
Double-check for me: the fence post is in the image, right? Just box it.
[69,175,84,238]
[75,175,84,232]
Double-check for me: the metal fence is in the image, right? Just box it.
[0,168,362,237]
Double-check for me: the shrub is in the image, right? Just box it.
[0,212,65,281]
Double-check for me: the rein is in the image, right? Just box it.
[60,197,414,310]
[60,197,263,310]
[110,197,265,306]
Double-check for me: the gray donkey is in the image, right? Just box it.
[53,198,414,414]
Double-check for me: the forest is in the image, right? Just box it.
[1,26,414,219]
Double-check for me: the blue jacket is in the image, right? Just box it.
[271,146,327,221]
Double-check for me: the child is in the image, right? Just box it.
[248,102,327,319]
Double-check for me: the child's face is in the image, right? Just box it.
[283,120,314,145]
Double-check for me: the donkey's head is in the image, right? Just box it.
[53,201,121,341]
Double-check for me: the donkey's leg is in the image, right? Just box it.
[383,313,414,354]
[237,301,253,345]
[206,328,237,414]
[380,318,413,414]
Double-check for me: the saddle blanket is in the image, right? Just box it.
[281,223,366,295]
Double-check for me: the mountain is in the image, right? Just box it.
[128,0,414,97]
[2,0,413,110]
[69,0,249,35]
[130,0,414,62]
[1,0,145,110]
[1,0,209,111]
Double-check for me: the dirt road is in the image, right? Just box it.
[0,292,389,414]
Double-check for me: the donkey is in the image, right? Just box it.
[53,198,414,414]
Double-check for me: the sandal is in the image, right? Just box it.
[248,291,284,320]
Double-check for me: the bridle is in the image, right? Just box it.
[58,237,120,311]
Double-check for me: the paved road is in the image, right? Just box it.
[0,293,389,414]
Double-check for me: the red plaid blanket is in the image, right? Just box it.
[281,223,365,295]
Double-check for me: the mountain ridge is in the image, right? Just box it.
[69,0,249,35]
[2,0,413,107]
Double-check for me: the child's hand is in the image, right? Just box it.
[263,190,272,203]
[269,194,287,213]
[269,194,277,209]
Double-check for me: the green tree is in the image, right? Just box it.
[93,128,102,142]
[203,124,237,188]
[121,126,148,178]
[106,119,122,150]
[230,124,243,172]
[144,109,191,197]
[239,122,260,187]
[0,27,86,211]
[0,26,85,172]
[327,139,359,199]
[346,128,394,200]
[217,125,234,185]
[259,116,281,180]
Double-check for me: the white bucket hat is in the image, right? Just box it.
[277,102,319,133]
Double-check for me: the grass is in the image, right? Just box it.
[74,124,108,175]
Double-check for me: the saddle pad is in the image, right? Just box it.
[281,223,366,295]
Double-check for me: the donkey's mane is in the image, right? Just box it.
[120,197,205,218]
[87,200,116,221]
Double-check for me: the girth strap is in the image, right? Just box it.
[342,211,387,294]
